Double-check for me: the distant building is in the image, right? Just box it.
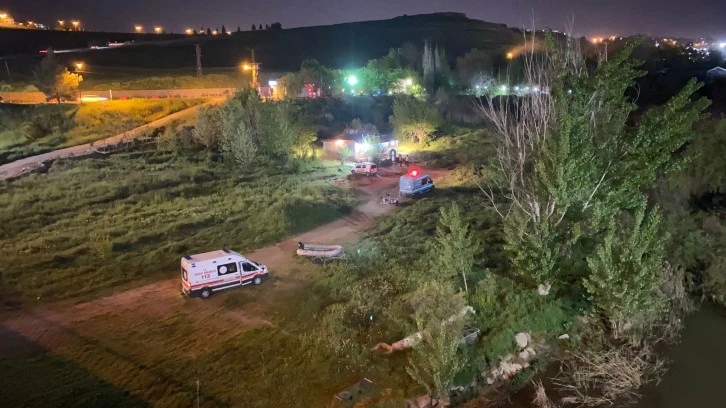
[322,133,399,161]
[707,67,726,81]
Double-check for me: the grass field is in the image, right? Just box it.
[81,72,246,91]
[0,129,568,407]
[0,99,204,165]
[0,148,357,301]
[0,144,400,408]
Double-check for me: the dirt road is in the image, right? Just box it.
[0,100,220,181]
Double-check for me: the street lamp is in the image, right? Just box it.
[185,28,193,35]
[242,62,260,89]
[506,52,514,60]
[134,25,143,33]
[71,20,80,30]
[347,75,358,86]
[154,26,162,34]
[75,62,84,70]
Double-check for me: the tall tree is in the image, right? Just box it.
[390,96,442,143]
[236,26,241,33]
[221,25,227,34]
[406,281,466,405]
[33,50,82,104]
[434,204,477,293]
[584,200,667,338]
[422,40,435,93]
[434,46,452,88]
[456,48,494,90]
[206,27,212,35]
[251,24,256,31]
[298,59,333,96]
[479,37,709,292]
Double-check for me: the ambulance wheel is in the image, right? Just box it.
[253,276,263,285]
[200,287,212,299]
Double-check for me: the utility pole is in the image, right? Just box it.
[195,44,202,77]
[251,49,258,89]
[1,59,10,81]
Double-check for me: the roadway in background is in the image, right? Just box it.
[0,88,236,104]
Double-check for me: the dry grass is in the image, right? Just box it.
[554,344,666,407]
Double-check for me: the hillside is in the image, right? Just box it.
[0,27,184,55]
[4,13,525,72]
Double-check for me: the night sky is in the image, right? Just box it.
[3,0,724,39]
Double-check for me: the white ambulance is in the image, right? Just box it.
[181,249,268,299]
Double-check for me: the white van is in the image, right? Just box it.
[181,249,268,299]
[350,162,378,176]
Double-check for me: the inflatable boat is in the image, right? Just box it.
[296,243,345,260]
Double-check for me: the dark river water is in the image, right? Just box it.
[503,305,726,407]
[635,305,726,408]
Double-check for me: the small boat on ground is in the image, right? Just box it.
[296,242,346,260]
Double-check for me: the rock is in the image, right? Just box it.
[537,283,552,296]
[450,386,465,393]
[486,376,495,385]
[411,394,431,408]
[518,347,535,361]
[515,332,531,349]
[558,334,570,340]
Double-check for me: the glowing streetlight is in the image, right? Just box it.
[185,28,193,35]
[268,80,278,87]
[346,75,358,86]
[506,52,514,60]
[212,29,218,35]
[154,26,162,34]
[71,20,80,30]
[58,20,65,27]
[242,62,260,88]
[134,25,143,33]
[0,13,8,20]
[75,62,84,70]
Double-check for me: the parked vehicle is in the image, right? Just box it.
[399,169,434,196]
[181,248,268,299]
[350,162,378,176]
